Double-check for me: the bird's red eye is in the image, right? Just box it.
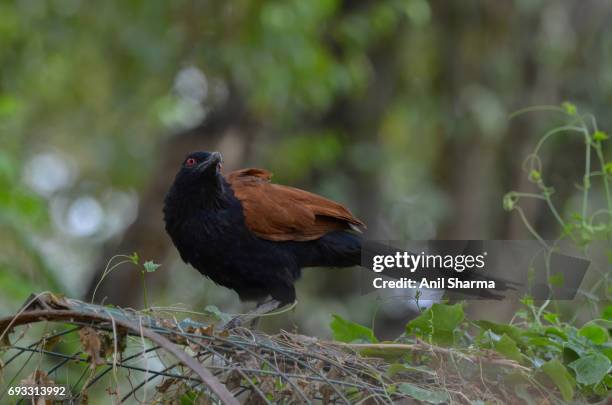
[185,158,197,167]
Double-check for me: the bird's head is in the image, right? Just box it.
[170,151,224,193]
[164,151,227,229]
[164,151,227,232]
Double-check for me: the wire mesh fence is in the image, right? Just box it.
[0,293,531,404]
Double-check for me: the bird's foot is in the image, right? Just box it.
[224,299,286,329]
[224,315,245,329]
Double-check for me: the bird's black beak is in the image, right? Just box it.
[196,152,223,174]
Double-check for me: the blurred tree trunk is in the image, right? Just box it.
[429,1,555,321]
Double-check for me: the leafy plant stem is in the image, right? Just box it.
[141,270,149,310]
[515,206,548,248]
[582,127,591,225]
[594,143,612,216]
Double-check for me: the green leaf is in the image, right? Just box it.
[602,305,612,321]
[561,101,577,116]
[600,347,612,362]
[330,314,377,343]
[397,383,449,404]
[568,353,611,385]
[406,303,464,346]
[521,295,534,308]
[503,192,518,211]
[494,334,523,362]
[475,320,525,344]
[129,252,140,265]
[430,303,464,331]
[544,327,567,341]
[143,260,161,273]
[529,336,562,352]
[593,130,609,142]
[528,169,541,182]
[564,340,587,358]
[548,273,564,287]
[541,359,575,401]
[579,324,608,344]
[562,345,580,365]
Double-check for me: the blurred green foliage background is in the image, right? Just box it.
[1,0,610,338]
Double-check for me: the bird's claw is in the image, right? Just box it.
[224,315,245,329]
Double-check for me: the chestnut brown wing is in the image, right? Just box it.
[227,168,366,241]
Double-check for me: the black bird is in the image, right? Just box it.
[163,151,366,319]
[163,151,515,323]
